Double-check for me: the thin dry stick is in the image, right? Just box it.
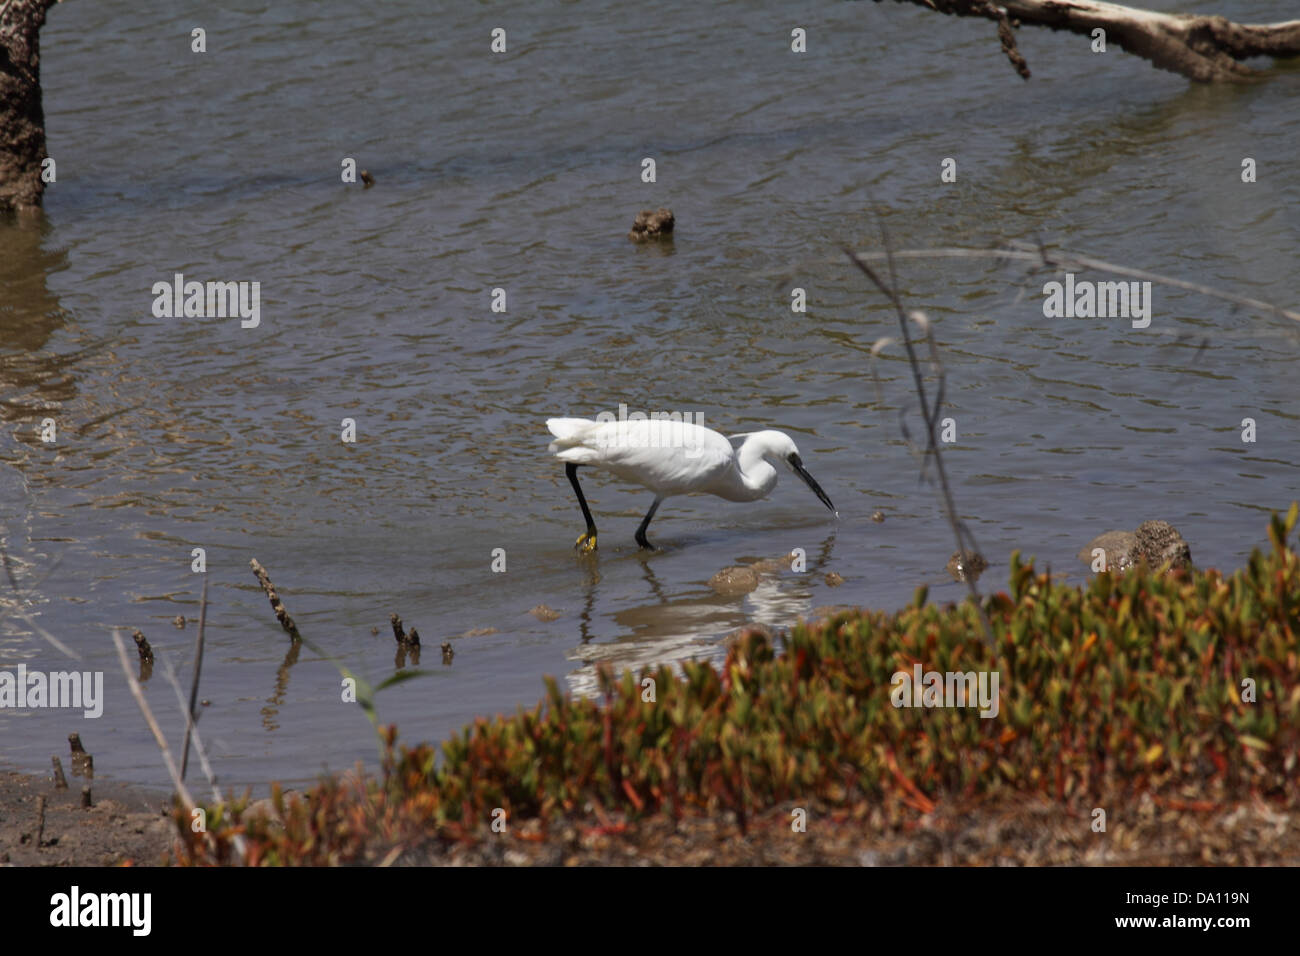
[250,558,301,640]
[847,243,1300,324]
[180,577,208,780]
[2,586,81,660]
[845,243,996,646]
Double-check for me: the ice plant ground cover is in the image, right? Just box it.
[177,506,1300,866]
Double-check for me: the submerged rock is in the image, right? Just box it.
[1078,531,1139,572]
[946,550,988,583]
[709,566,760,595]
[824,571,844,587]
[528,604,561,622]
[1135,520,1192,569]
[629,207,674,242]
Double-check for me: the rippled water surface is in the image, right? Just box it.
[1,0,1297,790]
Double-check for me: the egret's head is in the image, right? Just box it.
[748,431,837,516]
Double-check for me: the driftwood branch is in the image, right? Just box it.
[877,0,1300,82]
[250,558,301,641]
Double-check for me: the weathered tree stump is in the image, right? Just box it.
[0,0,59,212]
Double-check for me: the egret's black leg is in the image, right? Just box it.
[635,496,663,550]
[566,463,598,552]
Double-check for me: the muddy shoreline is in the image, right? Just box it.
[0,766,173,867]
[5,759,1298,866]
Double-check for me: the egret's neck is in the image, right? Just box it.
[733,440,778,500]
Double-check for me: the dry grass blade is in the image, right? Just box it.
[158,649,247,862]
[180,576,208,780]
[111,628,209,854]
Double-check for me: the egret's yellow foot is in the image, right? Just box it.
[574,531,598,553]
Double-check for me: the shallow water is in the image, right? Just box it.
[1,0,1297,792]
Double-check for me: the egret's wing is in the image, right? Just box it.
[555,419,734,492]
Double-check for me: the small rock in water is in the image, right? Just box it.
[370,626,379,636]
[1135,520,1192,569]
[173,615,186,628]
[529,604,561,622]
[871,510,885,523]
[440,641,455,665]
[360,169,375,188]
[946,550,988,583]
[1079,521,1190,572]
[824,571,844,587]
[629,207,674,242]
[1078,530,1139,571]
[708,566,760,595]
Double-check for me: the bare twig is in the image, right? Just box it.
[846,235,996,646]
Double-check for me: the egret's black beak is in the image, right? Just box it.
[788,453,837,516]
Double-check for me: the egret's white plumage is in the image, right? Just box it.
[547,417,836,551]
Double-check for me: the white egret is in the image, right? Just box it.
[546,417,837,552]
